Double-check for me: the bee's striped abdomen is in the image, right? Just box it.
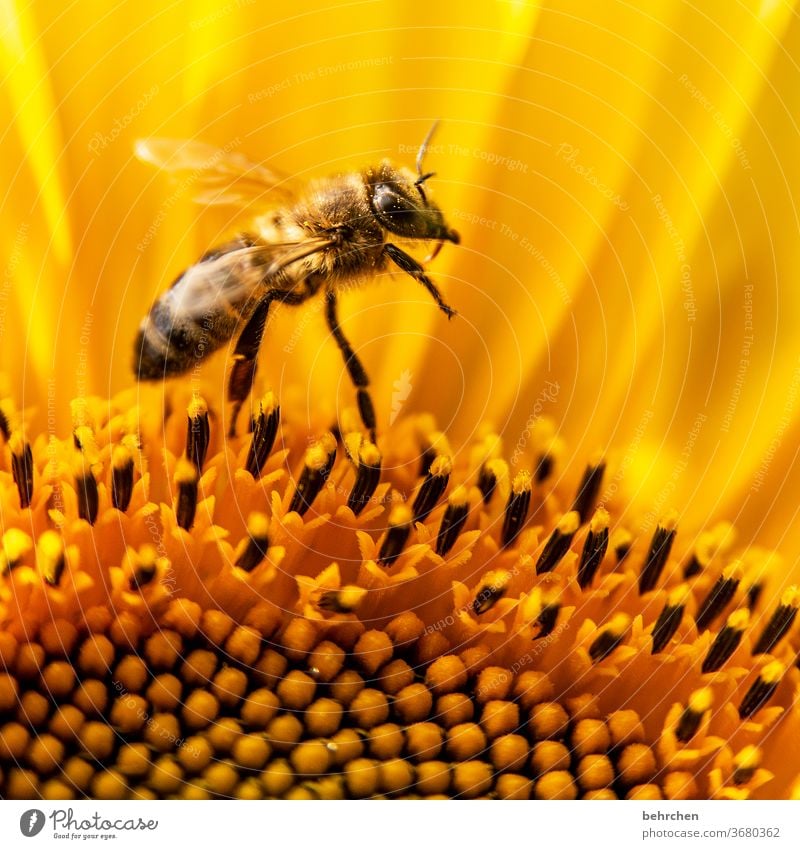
[134,236,261,381]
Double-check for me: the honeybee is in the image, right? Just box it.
[132,125,460,438]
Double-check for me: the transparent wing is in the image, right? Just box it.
[169,238,333,319]
[134,137,297,207]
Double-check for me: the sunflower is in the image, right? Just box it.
[2,0,800,801]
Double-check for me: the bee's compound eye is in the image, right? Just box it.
[372,183,417,222]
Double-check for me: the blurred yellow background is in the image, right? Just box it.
[2,0,800,561]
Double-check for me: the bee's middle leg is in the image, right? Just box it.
[227,289,308,437]
[325,291,377,442]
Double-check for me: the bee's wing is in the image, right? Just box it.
[174,238,334,319]
[134,137,297,206]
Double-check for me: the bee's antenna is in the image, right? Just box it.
[416,120,439,179]
[415,120,439,202]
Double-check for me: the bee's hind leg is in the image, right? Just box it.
[227,289,308,438]
[325,291,377,443]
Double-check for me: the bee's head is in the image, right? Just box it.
[365,141,459,245]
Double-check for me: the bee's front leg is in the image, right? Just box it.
[383,243,457,319]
